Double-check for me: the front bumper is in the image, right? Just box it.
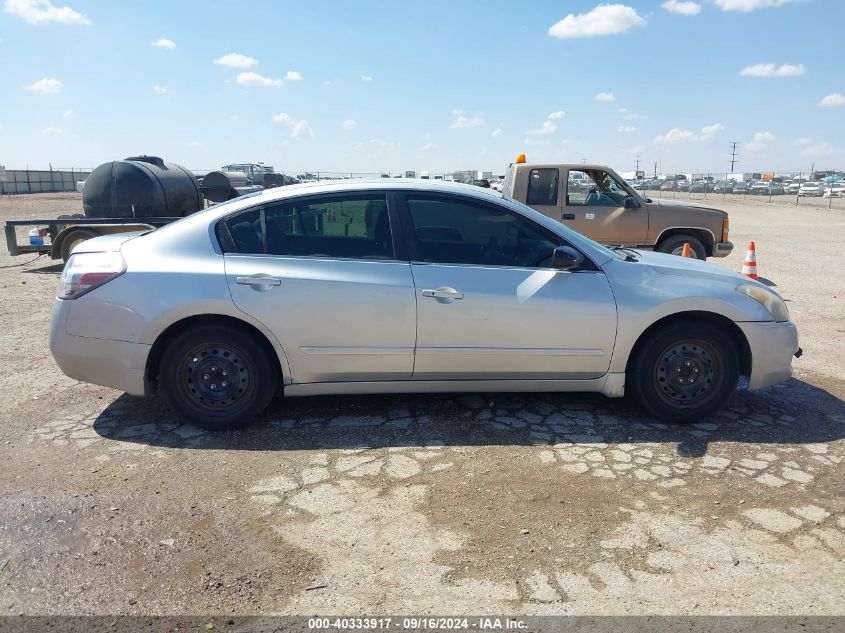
[49,300,150,396]
[736,320,800,390]
[712,240,734,257]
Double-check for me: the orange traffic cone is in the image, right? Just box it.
[741,241,758,280]
[681,242,692,258]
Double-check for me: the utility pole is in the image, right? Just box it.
[634,153,641,173]
[729,141,740,173]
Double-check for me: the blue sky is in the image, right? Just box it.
[1,0,843,175]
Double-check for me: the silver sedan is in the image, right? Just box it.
[49,180,800,430]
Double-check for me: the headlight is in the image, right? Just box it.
[736,283,789,322]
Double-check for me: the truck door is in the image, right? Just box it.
[522,167,562,221]
[563,168,647,245]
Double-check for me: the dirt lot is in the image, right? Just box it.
[0,192,843,615]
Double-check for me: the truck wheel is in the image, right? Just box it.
[628,321,739,423]
[60,228,99,261]
[158,325,279,431]
[656,234,706,259]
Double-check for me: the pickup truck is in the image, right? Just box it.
[501,158,733,259]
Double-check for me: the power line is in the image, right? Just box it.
[729,141,740,172]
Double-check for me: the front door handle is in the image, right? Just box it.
[421,287,464,300]
[237,274,282,289]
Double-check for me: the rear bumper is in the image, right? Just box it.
[49,300,150,396]
[712,241,734,257]
[737,320,800,390]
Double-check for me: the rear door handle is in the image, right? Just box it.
[237,274,282,288]
[421,287,464,300]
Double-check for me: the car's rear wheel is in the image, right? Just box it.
[159,325,278,431]
[656,234,706,259]
[628,321,739,423]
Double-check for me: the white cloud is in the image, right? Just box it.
[236,72,283,88]
[422,142,436,151]
[715,0,792,11]
[451,115,485,129]
[661,0,701,15]
[229,114,240,120]
[360,74,373,82]
[151,38,175,49]
[527,120,558,136]
[152,85,168,95]
[655,128,696,144]
[549,4,645,39]
[284,70,303,81]
[800,142,833,160]
[214,53,258,68]
[595,92,616,102]
[291,120,314,139]
[617,125,637,133]
[699,122,724,140]
[618,108,639,120]
[322,80,331,86]
[62,109,73,118]
[747,131,775,152]
[819,93,845,108]
[547,110,566,120]
[342,119,357,129]
[4,0,91,25]
[41,127,62,137]
[273,113,313,138]
[740,63,805,77]
[655,122,723,144]
[23,77,62,93]
[795,137,812,146]
[491,128,504,137]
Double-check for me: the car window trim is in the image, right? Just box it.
[215,191,407,262]
[393,190,600,272]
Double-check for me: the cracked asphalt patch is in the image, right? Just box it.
[1,194,844,615]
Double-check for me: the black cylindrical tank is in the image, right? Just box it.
[202,170,250,203]
[82,156,203,219]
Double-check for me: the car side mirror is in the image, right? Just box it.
[552,245,584,271]
[624,196,640,209]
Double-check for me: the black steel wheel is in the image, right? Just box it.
[628,321,739,423]
[159,325,278,430]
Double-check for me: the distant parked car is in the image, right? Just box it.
[799,182,823,197]
[660,180,677,192]
[731,181,749,194]
[713,180,734,194]
[823,183,845,198]
[676,180,691,192]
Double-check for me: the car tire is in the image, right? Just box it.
[628,321,739,423]
[158,325,279,431]
[656,234,707,259]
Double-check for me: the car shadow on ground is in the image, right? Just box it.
[23,262,63,274]
[90,376,845,458]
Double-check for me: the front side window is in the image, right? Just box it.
[526,168,559,206]
[568,170,632,206]
[217,194,395,260]
[405,195,559,268]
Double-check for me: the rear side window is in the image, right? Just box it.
[217,194,395,260]
[526,168,559,206]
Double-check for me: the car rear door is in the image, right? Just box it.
[218,192,416,384]
[396,192,617,380]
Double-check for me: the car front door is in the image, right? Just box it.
[564,168,647,245]
[218,193,416,384]
[396,192,618,380]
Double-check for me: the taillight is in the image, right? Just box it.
[722,218,730,242]
[58,252,126,299]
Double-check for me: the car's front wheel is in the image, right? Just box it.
[158,325,279,431]
[628,321,739,423]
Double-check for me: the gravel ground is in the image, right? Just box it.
[0,193,843,615]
